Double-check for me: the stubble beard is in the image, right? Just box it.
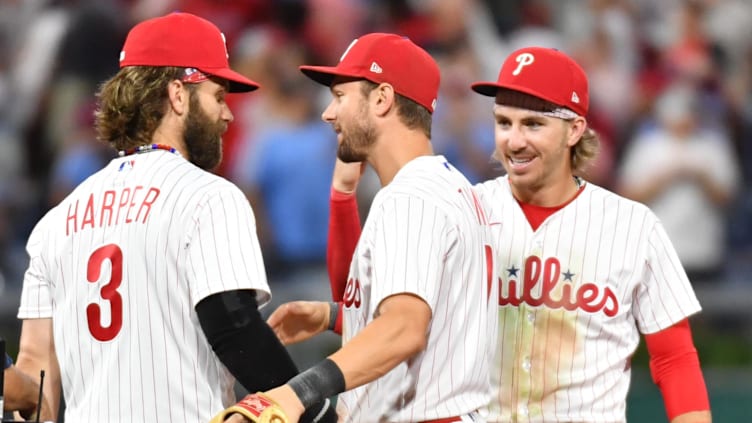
[336,106,377,163]
[183,94,226,171]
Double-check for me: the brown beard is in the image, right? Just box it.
[183,93,226,170]
[337,101,377,163]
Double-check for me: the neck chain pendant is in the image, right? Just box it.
[118,143,181,157]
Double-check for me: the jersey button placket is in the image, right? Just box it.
[516,304,534,420]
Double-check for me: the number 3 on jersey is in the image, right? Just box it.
[86,244,123,341]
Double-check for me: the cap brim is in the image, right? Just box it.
[473,81,572,112]
[471,82,503,97]
[299,65,356,87]
[203,67,260,92]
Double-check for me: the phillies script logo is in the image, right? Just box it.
[343,278,362,308]
[499,256,619,317]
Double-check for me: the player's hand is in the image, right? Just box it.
[224,415,249,423]
[267,301,330,345]
[332,159,366,194]
[18,395,54,422]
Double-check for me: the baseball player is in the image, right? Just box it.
[326,47,712,423]
[13,13,335,423]
[212,33,498,423]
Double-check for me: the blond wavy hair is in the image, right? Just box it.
[571,126,600,177]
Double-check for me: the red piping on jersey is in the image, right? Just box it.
[419,417,463,423]
[516,184,586,231]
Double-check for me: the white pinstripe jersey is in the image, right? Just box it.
[18,150,270,423]
[336,155,498,422]
[475,176,702,423]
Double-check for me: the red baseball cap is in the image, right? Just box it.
[299,33,440,113]
[119,12,259,92]
[472,47,589,116]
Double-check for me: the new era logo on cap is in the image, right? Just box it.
[299,33,440,113]
[471,47,589,116]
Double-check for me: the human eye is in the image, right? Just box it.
[523,118,544,129]
[215,90,227,104]
[495,116,511,129]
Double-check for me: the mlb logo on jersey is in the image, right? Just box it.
[119,160,135,172]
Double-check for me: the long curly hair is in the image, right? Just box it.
[95,66,188,151]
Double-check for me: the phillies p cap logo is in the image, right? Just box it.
[470,46,589,117]
[512,53,535,76]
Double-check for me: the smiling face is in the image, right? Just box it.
[321,78,379,163]
[492,102,586,205]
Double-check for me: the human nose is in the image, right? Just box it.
[502,124,526,150]
[222,103,234,123]
[321,99,336,123]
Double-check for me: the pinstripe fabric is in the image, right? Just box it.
[336,155,498,422]
[476,176,702,423]
[18,151,269,423]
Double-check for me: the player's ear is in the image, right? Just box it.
[167,79,190,116]
[566,116,587,147]
[372,82,395,117]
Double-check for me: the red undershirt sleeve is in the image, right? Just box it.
[644,319,710,420]
[327,188,362,301]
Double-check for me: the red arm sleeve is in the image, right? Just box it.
[327,188,362,301]
[644,319,710,421]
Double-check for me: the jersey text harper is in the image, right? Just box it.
[65,186,161,235]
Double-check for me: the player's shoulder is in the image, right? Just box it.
[475,174,510,194]
[178,163,240,193]
[384,156,474,206]
[581,182,659,223]
[389,155,470,192]
[377,155,485,221]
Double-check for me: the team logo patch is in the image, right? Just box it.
[512,52,535,76]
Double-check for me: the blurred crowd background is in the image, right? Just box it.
[0,0,751,419]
